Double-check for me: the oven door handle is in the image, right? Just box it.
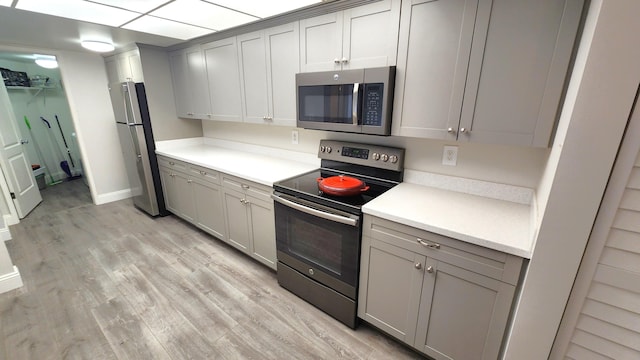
[272,194,359,227]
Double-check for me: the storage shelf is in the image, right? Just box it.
[6,85,58,90]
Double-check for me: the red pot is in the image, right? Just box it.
[317,175,370,196]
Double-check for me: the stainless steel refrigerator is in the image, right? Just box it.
[109,81,167,216]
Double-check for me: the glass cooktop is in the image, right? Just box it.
[273,168,397,214]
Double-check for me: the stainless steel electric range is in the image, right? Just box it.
[272,140,405,328]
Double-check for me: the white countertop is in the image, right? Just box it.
[362,182,534,258]
[156,138,534,258]
[155,139,319,186]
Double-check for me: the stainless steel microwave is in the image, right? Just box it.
[296,66,395,136]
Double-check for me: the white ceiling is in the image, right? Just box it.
[0,0,323,54]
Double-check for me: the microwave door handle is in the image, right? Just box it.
[352,83,360,126]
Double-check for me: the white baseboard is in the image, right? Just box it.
[0,266,23,294]
[94,189,132,205]
[0,226,10,242]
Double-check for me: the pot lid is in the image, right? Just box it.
[318,175,365,189]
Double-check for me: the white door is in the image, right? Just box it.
[0,84,42,218]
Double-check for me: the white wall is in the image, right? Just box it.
[504,0,640,358]
[55,50,131,204]
[202,121,548,189]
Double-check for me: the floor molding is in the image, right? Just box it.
[0,266,23,294]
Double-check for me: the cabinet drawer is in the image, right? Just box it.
[157,156,188,173]
[188,164,220,185]
[222,175,272,202]
[363,216,523,285]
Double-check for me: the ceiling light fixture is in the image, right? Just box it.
[34,55,59,69]
[81,40,115,53]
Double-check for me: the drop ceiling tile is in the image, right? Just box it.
[89,0,172,13]
[151,0,259,31]
[205,0,321,18]
[16,0,140,27]
[123,15,214,40]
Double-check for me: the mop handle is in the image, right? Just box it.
[55,115,70,148]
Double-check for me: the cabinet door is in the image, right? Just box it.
[265,22,300,126]
[342,0,400,69]
[392,0,478,139]
[173,171,196,223]
[127,52,144,82]
[159,166,179,214]
[168,50,191,118]
[185,47,212,119]
[416,260,516,360]
[203,38,243,122]
[247,197,276,269]
[105,58,120,84]
[358,237,425,344]
[192,178,226,240]
[459,0,584,146]
[237,31,270,124]
[300,12,343,72]
[223,189,251,252]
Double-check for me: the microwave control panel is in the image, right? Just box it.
[362,83,384,126]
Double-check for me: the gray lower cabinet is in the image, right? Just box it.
[158,156,226,240]
[222,175,277,270]
[358,216,524,360]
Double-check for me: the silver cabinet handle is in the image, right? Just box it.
[341,57,348,63]
[417,238,441,249]
[415,263,422,270]
[460,127,468,133]
[187,112,194,116]
[20,139,29,144]
[187,179,193,183]
[241,184,250,190]
[447,127,455,133]
[426,266,434,273]
[169,161,175,165]
[334,58,341,64]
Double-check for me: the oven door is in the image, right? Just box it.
[272,192,361,299]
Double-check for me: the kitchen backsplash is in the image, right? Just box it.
[201,121,549,190]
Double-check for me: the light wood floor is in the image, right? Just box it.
[0,179,424,359]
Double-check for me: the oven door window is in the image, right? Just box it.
[274,201,359,287]
[298,84,354,124]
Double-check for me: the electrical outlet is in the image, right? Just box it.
[442,145,458,166]
[291,130,299,144]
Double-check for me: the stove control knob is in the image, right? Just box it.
[325,146,332,153]
[389,155,398,164]
[372,152,380,161]
[320,145,326,153]
[381,154,389,162]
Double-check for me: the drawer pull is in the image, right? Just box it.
[169,161,175,165]
[426,266,434,273]
[241,184,250,190]
[417,238,440,249]
[414,262,422,270]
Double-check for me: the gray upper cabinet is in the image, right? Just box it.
[169,46,212,119]
[237,22,300,126]
[393,0,584,147]
[203,37,243,122]
[105,49,144,84]
[392,0,482,140]
[459,0,584,146]
[299,0,400,72]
